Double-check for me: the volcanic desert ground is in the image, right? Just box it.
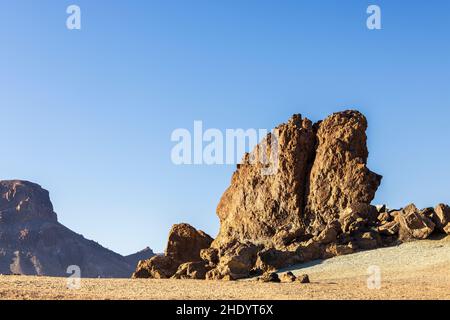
[1,236,448,300]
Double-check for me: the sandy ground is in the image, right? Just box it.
[1,236,449,300]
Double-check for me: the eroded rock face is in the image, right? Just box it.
[432,204,450,234]
[213,114,316,250]
[305,111,382,233]
[133,223,213,279]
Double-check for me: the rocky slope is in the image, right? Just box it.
[0,180,154,278]
[134,110,450,281]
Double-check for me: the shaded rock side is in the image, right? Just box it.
[305,110,382,233]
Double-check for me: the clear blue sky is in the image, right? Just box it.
[1,0,449,254]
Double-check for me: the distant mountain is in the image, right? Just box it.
[0,180,154,278]
[125,247,155,267]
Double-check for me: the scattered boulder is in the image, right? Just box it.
[165,223,213,264]
[432,204,450,234]
[133,223,213,279]
[255,248,302,272]
[171,262,210,280]
[398,204,435,241]
[280,271,296,283]
[200,247,219,266]
[295,239,323,262]
[322,243,354,259]
[378,220,400,236]
[205,242,260,280]
[259,272,281,283]
[314,221,340,244]
[132,255,177,279]
[353,231,381,250]
[296,274,310,284]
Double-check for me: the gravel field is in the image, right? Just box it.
[0,236,449,300]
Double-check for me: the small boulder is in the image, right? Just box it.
[166,223,214,264]
[255,248,302,272]
[378,220,399,236]
[206,242,260,280]
[295,239,323,262]
[296,274,310,284]
[132,223,213,279]
[314,221,340,244]
[171,261,210,280]
[398,204,435,241]
[353,231,381,250]
[132,255,178,279]
[432,204,450,234]
[280,271,296,283]
[259,272,281,283]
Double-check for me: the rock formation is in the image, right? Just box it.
[134,109,450,281]
[133,223,213,279]
[304,111,382,233]
[0,180,154,278]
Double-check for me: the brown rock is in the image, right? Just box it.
[295,239,323,262]
[432,204,450,234]
[353,231,381,250]
[133,223,213,279]
[314,221,340,244]
[255,248,302,272]
[259,272,281,283]
[207,243,260,280]
[378,220,400,236]
[398,204,435,241]
[213,114,317,250]
[200,247,219,266]
[296,274,310,284]
[305,111,382,232]
[339,203,377,234]
[322,243,354,259]
[280,271,296,283]
[132,255,177,279]
[166,223,213,264]
[171,261,210,280]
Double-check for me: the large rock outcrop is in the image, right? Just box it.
[134,109,449,281]
[0,180,154,278]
